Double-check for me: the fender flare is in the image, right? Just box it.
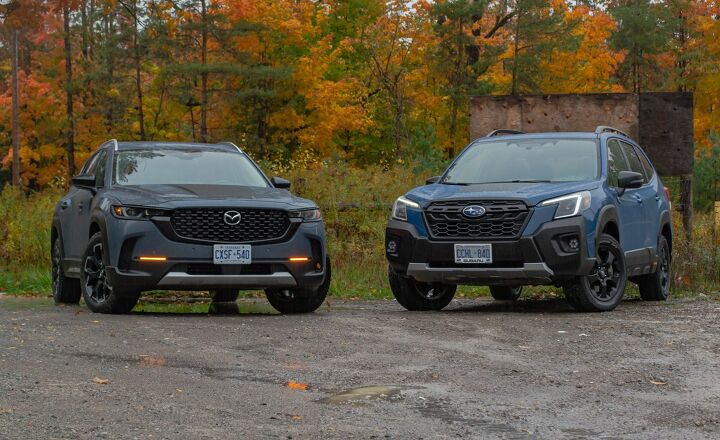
[595,204,620,246]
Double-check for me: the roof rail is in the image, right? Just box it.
[595,126,629,138]
[218,141,243,153]
[486,129,525,137]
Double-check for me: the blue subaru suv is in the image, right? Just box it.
[385,127,672,312]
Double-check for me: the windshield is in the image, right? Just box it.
[442,138,599,184]
[114,149,269,187]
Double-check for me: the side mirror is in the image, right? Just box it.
[617,171,644,195]
[426,176,441,185]
[271,176,291,189]
[71,174,97,190]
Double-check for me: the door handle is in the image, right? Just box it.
[60,200,71,210]
[634,195,643,203]
[77,201,84,211]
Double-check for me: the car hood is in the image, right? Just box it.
[405,181,600,207]
[108,184,316,209]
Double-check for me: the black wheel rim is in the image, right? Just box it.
[659,244,670,293]
[587,243,623,302]
[414,282,448,300]
[84,243,112,303]
[51,241,61,294]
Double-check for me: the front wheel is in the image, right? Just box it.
[265,258,331,314]
[81,233,140,314]
[563,233,627,312]
[388,266,456,311]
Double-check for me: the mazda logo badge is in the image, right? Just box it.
[462,205,486,218]
[223,210,242,225]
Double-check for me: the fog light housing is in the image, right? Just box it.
[558,234,581,253]
[386,239,398,254]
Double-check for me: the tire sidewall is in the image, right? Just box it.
[80,233,138,313]
[577,234,627,311]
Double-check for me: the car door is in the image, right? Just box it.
[606,139,645,252]
[619,141,658,249]
[67,150,107,260]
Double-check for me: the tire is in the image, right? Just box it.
[637,236,670,301]
[388,266,456,311]
[489,286,523,301]
[80,233,140,314]
[210,289,240,302]
[563,233,627,312]
[265,257,331,314]
[51,236,81,304]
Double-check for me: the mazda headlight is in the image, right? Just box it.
[540,191,592,219]
[289,208,322,222]
[112,206,169,220]
[392,196,420,222]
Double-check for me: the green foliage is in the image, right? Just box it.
[0,186,60,267]
[693,132,720,211]
[609,0,673,92]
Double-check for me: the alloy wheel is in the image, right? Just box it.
[83,243,112,303]
[587,243,623,301]
[51,241,62,293]
[414,282,449,300]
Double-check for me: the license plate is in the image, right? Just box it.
[454,244,492,264]
[213,244,252,265]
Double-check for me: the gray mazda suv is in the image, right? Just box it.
[51,140,330,314]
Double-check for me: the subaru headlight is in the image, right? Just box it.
[540,191,592,219]
[112,206,169,220]
[392,196,420,222]
[289,208,322,222]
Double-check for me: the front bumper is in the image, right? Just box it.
[104,217,327,292]
[386,215,595,286]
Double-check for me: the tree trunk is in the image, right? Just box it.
[63,6,76,178]
[133,0,146,140]
[11,28,20,187]
[679,174,693,241]
[199,0,208,142]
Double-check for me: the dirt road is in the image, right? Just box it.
[1,296,718,439]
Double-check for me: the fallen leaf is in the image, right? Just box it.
[291,415,302,420]
[286,380,308,391]
[74,309,84,315]
[650,379,667,386]
[92,377,110,385]
[0,408,13,414]
[91,320,100,324]
[138,355,166,367]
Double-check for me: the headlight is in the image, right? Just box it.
[540,191,592,219]
[289,208,322,222]
[112,206,169,220]
[392,196,420,222]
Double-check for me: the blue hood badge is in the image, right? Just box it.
[462,205,486,218]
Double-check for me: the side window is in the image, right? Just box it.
[620,141,647,182]
[606,139,629,187]
[94,151,108,187]
[81,152,100,175]
[634,146,655,182]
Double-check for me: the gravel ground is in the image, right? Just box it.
[0,295,719,439]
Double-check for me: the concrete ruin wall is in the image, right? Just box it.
[468,92,693,175]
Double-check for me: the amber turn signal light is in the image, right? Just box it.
[138,256,167,262]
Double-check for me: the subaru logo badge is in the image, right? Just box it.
[223,210,242,225]
[462,205,486,218]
